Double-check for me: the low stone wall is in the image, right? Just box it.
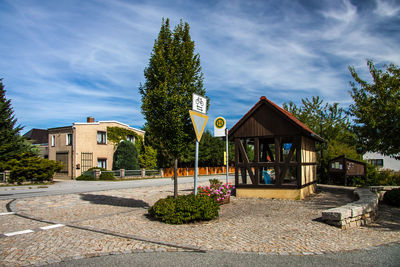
[369,186,400,201]
[322,187,379,229]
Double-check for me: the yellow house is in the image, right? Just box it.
[48,117,144,179]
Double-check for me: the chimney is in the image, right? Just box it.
[87,116,95,123]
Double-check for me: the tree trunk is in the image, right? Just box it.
[174,158,178,199]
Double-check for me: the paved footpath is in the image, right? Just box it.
[0,178,399,266]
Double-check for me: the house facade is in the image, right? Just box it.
[48,117,144,179]
[363,152,400,172]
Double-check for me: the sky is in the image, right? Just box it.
[0,0,399,133]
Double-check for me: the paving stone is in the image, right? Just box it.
[0,182,399,266]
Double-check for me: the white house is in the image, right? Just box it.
[363,152,400,172]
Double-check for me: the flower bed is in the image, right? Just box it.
[198,180,234,204]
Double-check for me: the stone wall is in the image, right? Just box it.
[322,187,379,230]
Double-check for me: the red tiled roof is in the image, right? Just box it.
[229,96,324,142]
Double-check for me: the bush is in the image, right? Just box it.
[99,171,116,180]
[148,194,219,224]
[383,188,400,207]
[76,174,96,181]
[113,140,139,170]
[0,153,62,184]
[76,167,116,180]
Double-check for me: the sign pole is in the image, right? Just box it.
[225,128,229,184]
[194,140,199,195]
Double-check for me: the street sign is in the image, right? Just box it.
[189,110,208,142]
[214,117,226,137]
[192,93,207,114]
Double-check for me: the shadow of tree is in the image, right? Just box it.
[80,194,149,208]
[368,204,400,231]
[306,190,354,210]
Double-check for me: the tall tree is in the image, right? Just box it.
[0,79,26,162]
[283,96,358,181]
[348,60,400,159]
[139,19,206,198]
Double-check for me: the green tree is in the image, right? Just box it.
[112,140,139,170]
[283,96,358,182]
[0,79,27,162]
[138,145,158,169]
[348,60,400,158]
[139,18,206,198]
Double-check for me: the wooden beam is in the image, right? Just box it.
[266,144,275,162]
[279,139,298,183]
[237,139,256,184]
[274,137,281,185]
[235,138,239,186]
[254,137,259,185]
[296,136,302,188]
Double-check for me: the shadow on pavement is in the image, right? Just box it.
[368,204,400,231]
[79,194,149,208]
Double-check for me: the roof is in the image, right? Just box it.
[23,128,48,144]
[73,121,145,134]
[329,155,366,165]
[229,96,325,142]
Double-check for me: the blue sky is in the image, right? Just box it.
[1,0,399,133]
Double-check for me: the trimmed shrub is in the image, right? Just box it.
[113,140,139,170]
[76,167,116,180]
[0,153,62,184]
[383,188,400,207]
[99,171,116,180]
[148,194,219,224]
[76,175,96,181]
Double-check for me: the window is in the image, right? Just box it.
[127,135,135,143]
[66,134,72,146]
[51,135,55,147]
[368,159,384,168]
[81,152,93,172]
[97,158,107,169]
[97,131,107,144]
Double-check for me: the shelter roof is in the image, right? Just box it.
[229,96,325,142]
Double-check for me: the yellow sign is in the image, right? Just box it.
[224,151,227,165]
[189,110,208,142]
[215,117,225,129]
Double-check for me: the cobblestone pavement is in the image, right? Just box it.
[0,181,399,266]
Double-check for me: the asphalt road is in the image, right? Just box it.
[0,175,232,200]
[46,243,400,267]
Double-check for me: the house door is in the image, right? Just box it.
[56,152,69,173]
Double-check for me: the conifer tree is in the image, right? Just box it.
[0,79,26,163]
[139,19,206,198]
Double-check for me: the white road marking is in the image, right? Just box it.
[4,229,34,236]
[0,212,15,216]
[40,224,65,230]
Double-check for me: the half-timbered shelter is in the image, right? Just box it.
[229,96,325,199]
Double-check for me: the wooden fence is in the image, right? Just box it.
[162,166,235,178]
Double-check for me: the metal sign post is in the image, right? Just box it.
[189,102,208,195]
[225,128,229,184]
[214,116,228,183]
[194,140,199,195]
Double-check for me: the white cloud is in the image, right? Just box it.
[374,0,400,17]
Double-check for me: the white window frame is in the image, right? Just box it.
[97,131,107,144]
[97,158,107,169]
[66,133,72,146]
[51,135,55,147]
[127,135,135,144]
